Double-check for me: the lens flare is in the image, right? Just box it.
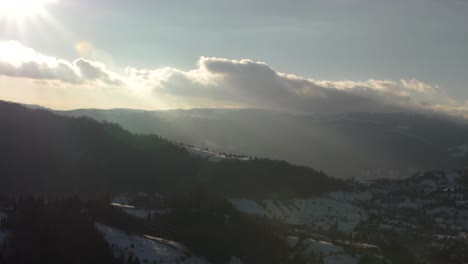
[75,41,93,57]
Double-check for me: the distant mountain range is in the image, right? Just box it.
[58,108,468,180]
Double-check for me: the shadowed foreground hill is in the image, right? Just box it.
[0,101,346,198]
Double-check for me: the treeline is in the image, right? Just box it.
[0,100,347,198]
[158,191,294,264]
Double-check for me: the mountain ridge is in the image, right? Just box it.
[58,107,468,180]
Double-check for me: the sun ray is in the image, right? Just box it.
[0,0,57,18]
[0,0,73,53]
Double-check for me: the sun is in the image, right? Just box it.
[0,0,57,18]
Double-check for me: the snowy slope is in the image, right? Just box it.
[231,192,370,233]
[96,223,210,264]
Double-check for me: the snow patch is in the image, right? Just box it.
[184,146,249,162]
[287,237,357,264]
[111,193,133,205]
[303,239,343,256]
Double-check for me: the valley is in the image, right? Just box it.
[0,101,467,263]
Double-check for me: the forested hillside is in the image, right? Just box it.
[60,108,468,180]
[0,101,346,198]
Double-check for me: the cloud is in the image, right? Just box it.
[73,58,123,85]
[0,41,80,83]
[0,41,467,117]
[0,41,122,85]
[0,60,80,84]
[126,57,448,114]
[400,79,436,92]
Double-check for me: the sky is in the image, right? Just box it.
[0,0,467,116]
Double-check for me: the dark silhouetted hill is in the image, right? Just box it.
[0,100,345,198]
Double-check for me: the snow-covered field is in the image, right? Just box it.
[96,223,210,264]
[373,170,468,232]
[231,192,370,233]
